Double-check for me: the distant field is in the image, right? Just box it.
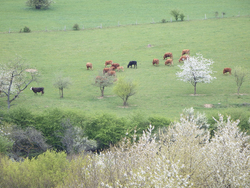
[0,0,250,119]
[0,0,249,32]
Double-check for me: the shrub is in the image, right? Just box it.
[161,19,166,23]
[23,26,31,33]
[170,9,180,21]
[180,13,185,21]
[84,113,127,150]
[0,150,68,188]
[73,23,80,30]
[26,0,54,9]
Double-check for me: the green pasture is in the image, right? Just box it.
[0,0,249,32]
[0,0,250,119]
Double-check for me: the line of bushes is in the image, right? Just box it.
[0,108,172,158]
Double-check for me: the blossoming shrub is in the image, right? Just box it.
[60,113,249,187]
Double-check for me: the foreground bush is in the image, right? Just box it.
[0,150,68,188]
[60,114,250,187]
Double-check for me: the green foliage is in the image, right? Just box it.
[180,13,185,21]
[170,9,180,21]
[73,23,80,30]
[0,150,68,188]
[93,71,115,97]
[161,19,166,23]
[113,77,138,106]
[26,0,54,9]
[148,115,172,132]
[4,107,35,128]
[84,113,127,150]
[207,108,250,135]
[23,26,31,33]
[0,136,13,155]
[53,73,72,98]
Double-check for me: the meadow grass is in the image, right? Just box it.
[0,0,249,32]
[0,1,250,119]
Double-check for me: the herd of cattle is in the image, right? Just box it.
[30,49,232,95]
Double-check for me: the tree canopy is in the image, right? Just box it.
[176,53,216,95]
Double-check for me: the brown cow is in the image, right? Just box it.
[86,62,93,70]
[108,71,116,76]
[117,66,124,72]
[103,68,110,74]
[165,59,173,66]
[152,58,159,66]
[179,55,189,62]
[182,49,190,56]
[223,68,232,75]
[105,60,113,67]
[163,52,173,59]
[112,63,120,69]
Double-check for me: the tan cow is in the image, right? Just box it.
[117,66,124,72]
[103,68,110,74]
[223,68,232,75]
[152,58,159,66]
[165,59,173,66]
[105,60,113,67]
[108,71,116,76]
[179,55,189,62]
[163,52,173,59]
[182,49,190,56]
[86,62,93,70]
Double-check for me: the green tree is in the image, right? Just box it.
[53,73,72,98]
[113,77,137,106]
[234,66,248,95]
[26,0,54,9]
[170,9,180,21]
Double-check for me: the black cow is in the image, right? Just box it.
[127,61,137,68]
[30,87,44,95]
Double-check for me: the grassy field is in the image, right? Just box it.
[0,0,250,119]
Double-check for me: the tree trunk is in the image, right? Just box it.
[61,88,64,98]
[101,86,104,97]
[237,87,240,95]
[194,83,197,95]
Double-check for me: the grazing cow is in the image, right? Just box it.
[103,68,110,74]
[165,59,173,66]
[108,71,116,76]
[152,59,159,66]
[127,61,137,68]
[179,55,189,62]
[30,87,44,95]
[86,62,93,70]
[163,52,173,59]
[105,60,113,67]
[182,49,190,56]
[117,66,124,72]
[223,68,232,75]
[112,63,120,69]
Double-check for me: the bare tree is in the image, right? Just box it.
[113,77,137,106]
[93,71,115,97]
[234,66,248,95]
[0,55,39,109]
[53,73,72,98]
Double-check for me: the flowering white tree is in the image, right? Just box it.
[176,53,216,95]
[0,55,38,109]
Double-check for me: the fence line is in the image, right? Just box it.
[1,14,248,34]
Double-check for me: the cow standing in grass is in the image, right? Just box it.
[152,59,159,66]
[127,61,137,68]
[182,49,190,56]
[163,52,173,59]
[223,68,232,75]
[30,87,44,95]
